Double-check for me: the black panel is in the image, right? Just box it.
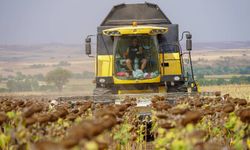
[115,83,159,91]
[161,24,179,43]
[101,3,171,26]
[96,77,114,84]
[97,26,114,55]
[157,24,180,53]
[160,75,184,82]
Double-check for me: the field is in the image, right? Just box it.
[0,78,95,97]
[0,93,249,150]
[201,84,250,100]
[0,44,94,78]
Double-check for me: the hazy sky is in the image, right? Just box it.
[0,0,250,44]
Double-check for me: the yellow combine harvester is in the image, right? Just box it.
[85,3,199,102]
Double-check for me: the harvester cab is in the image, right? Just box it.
[84,3,199,103]
[104,25,167,81]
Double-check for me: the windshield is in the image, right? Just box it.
[114,35,160,80]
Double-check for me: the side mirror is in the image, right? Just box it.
[85,37,91,55]
[186,33,192,51]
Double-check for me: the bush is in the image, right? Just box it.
[71,71,95,79]
[33,74,45,81]
[46,68,72,91]
[194,66,250,75]
[198,76,250,86]
[82,71,95,79]
[53,61,71,67]
[0,75,2,83]
[6,79,39,92]
[39,85,56,92]
[0,88,8,93]
[72,73,83,79]
[29,64,47,69]
[15,72,26,81]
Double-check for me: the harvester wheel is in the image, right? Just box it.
[93,88,115,104]
[167,85,187,93]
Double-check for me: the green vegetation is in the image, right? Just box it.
[82,71,95,78]
[0,70,95,93]
[191,59,250,85]
[4,72,46,92]
[2,68,13,72]
[194,66,250,75]
[0,75,7,92]
[197,76,250,86]
[46,68,72,91]
[6,79,39,92]
[29,64,47,69]
[53,61,71,67]
[29,61,71,69]
[0,74,2,83]
[32,73,45,81]
[72,71,95,79]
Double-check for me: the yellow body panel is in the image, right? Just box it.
[159,53,182,75]
[103,25,168,36]
[160,53,180,60]
[97,55,113,76]
[113,76,161,84]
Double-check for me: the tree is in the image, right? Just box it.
[82,71,95,79]
[15,72,26,80]
[33,73,45,81]
[6,80,16,92]
[0,74,2,83]
[6,79,38,92]
[46,68,71,91]
[196,74,204,79]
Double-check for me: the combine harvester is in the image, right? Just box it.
[83,2,202,104]
[59,3,218,106]
[57,3,217,141]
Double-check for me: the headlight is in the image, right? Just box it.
[174,76,180,81]
[150,29,167,34]
[99,78,106,83]
[104,30,121,36]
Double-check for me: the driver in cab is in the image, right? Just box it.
[124,38,147,73]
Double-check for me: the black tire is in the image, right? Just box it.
[167,85,187,93]
[93,88,115,104]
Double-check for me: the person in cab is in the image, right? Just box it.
[124,38,147,72]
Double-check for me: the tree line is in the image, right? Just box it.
[196,76,250,86]
[0,69,94,92]
[194,66,250,75]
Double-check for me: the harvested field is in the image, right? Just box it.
[201,84,250,99]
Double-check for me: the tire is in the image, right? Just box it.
[167,84,188,93]
[93,88,115,104]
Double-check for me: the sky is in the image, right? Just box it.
[0,0,250,45]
